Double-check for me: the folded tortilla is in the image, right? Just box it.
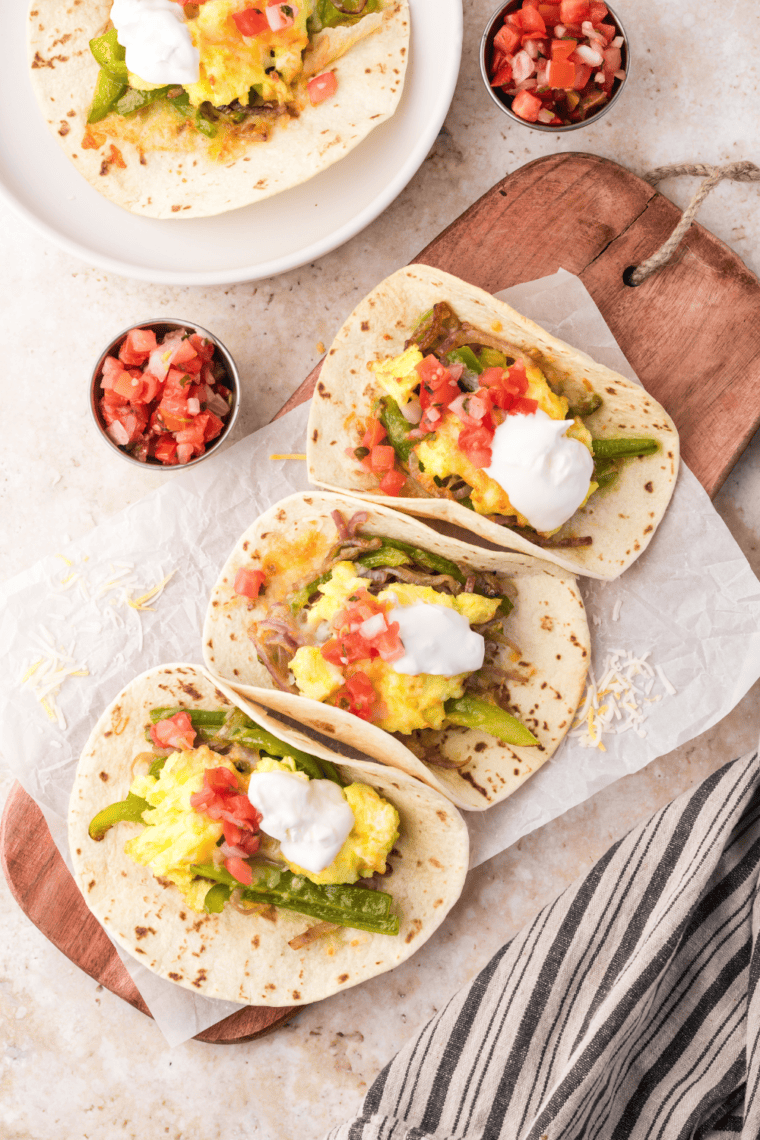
[69,663,468,1006]
[29,0,408,218]
[202,491,590,812]
[307,265,679,580]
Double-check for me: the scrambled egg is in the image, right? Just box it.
[183,0,311,109]
[289,561,500,733]
[256,757,399,885]
[126,744,237,912]
[372,348,596,532]
[122,743,398,910]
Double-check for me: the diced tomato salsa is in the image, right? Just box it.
[487,0,626,126]
[190,765,261,883]
[97,325,233,467]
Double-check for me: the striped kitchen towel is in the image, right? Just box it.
[327,747,760,1140]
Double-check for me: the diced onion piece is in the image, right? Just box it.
[400,398,422,424]
[574,43,604,65]
[611,35,623,47]
[614,69,626,79]
[537,108,555,122]
[511,49,535,83]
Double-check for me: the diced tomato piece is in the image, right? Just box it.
[234,568,265,599]
[202,411,224,441]
[100,355,125,390]
[372,621,405,663]
[334,671,377,721]
[362,419,387,450]
[518,5,546,34]
[547,58,576,87]
[321,631,371,666]
[119,328,157,366]
[417,355,460,412]
[150,710,196,751]
[379,469,407,496]
[308,71,338,106]
[597,21,616,42]
[573,62,593,88]
[189,333,215,363]
[369,444,395,473]
[154,437,178,464]
[538,3,561,21]
[232,5,268,34]
[458,423,493,469]
[225,856,253,885]
[494,23,521,54]
[551,37,577,59]
[176,442,194,464]
[511,89,543,122]
[512,397,539,415]
[589,1,608,22]
[137,372,162,405]
[206,767,239,793]
[559,0,590,22]
[491,61,513,87]
[170,338,200,367]
[223,818,243,847]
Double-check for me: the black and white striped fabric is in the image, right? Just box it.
[327,748,760,1140]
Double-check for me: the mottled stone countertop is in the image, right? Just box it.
[2,0,759,1136]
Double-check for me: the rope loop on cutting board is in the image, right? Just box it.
[628,161,760,286]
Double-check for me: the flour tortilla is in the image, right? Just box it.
[29,0,408,218]
[202,491,590,812]
[69,663,468,1007]
[307,265,680,581]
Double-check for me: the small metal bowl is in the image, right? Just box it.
[480,1,629,132]
[90,318,240,470]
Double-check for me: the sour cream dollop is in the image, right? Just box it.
[111,0,200,86]
[247,771,354,874]
[484,409,594,533]
[388,602,485,677]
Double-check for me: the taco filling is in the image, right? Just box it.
[85,0,386,159]
[244,508,540,765]
[359,301,659,547]
[91,702,401,936]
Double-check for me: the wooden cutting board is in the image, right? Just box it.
[3,151,759,1043]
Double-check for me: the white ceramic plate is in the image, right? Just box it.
[2,1,461,285]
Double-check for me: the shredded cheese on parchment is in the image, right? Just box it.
[19,558,176,727]
[570,649,677,751]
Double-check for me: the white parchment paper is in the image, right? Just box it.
[2,269,759,1045]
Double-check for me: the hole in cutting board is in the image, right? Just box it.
[622,265,640,287]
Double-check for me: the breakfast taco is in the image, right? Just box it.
[29,0,408,218]
[306,265,679,580]
[69,663,468,1006]
[202,491,590,812]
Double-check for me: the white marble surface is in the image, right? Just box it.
[2,0,760,1136]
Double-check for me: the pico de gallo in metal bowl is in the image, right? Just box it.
[90,319,239,468]
[480,0,628,130]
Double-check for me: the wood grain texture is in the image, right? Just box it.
[4,151,759,1042]
[0,785,296,1043]
[281,152,760,496]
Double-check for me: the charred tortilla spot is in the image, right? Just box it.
[429,857,443,869]
[169,972,182,981]
[461,770,489,798]
[540,616,553,631]
[645,482,654,492]
[87,880,95,892]
[436,810,448,822]
[338,973,349,983]
[312,429,319,442]
[192,970,207,988]
[404,919,422,943]
[292,990,301,999]
[135,926,156,940]
[361,321,370,331]
[317,381,331,399]
[265,983,276,991]
[644,524,653,534]
[99,771,109,782]
[252,935,260,948]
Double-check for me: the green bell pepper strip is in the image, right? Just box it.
[165,89,217,138]
[289,570,333,614]
[591,437,659,459]
[446,347,483,375]
[355,547,411,571]
[193,863,399,935]
[378,396,418,464]
[88,69,128,124]
[568,392,603,418]
[88,792,150,840]
[116,85,172,116]
[444,695,538,747]
[595,470,619,490]
[203,883,232,913]
[89,29,128,80]
[148,757,167,779]
[478,347,509,369]
[312,0,380,30]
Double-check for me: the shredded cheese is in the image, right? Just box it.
[570,649,675,750]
